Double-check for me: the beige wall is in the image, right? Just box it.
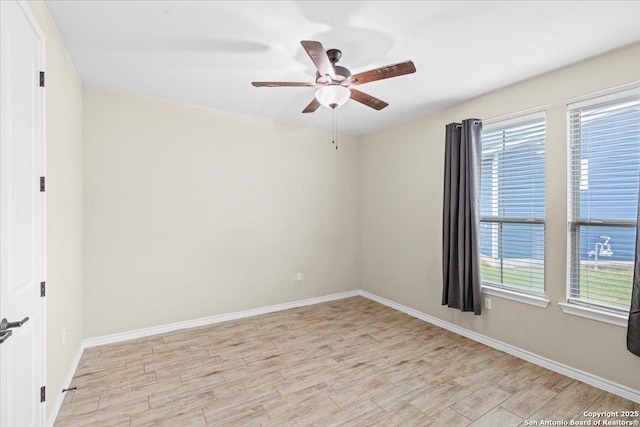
[359,43,640,391]
[26,1,84,419]
[82,87,360,338]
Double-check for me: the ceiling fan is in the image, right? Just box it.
[252,40,416,113]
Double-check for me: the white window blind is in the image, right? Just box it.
[480,115,546,294]
[568,90,640,312]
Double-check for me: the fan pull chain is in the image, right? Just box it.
[333,107,338,150]
[329,106,339,150]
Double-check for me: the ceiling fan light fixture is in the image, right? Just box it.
[315,85,351,109]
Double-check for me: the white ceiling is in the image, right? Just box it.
[45,1,640,135]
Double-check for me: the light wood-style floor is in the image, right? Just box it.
[55,297,639,426]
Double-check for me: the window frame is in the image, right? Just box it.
[565,88,640,321]
[479,112,548,304]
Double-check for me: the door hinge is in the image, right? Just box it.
[40,386,46,402]
[40,177,45,192]
[41,281,45,297]
[39,71,45,87]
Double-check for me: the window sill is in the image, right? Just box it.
[558,303,628,327]
[481,285,550,308]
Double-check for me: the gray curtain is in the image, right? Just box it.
[442,119,482,315]
[627,174,640,357]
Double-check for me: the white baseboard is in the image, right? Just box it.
[51,287,638,427]
[358,290,640,404]
[49,290,359,425]
[47,344,84,427]
[83,290,359,348]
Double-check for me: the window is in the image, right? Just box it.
[480,114,546,295]
[568,90,640,313]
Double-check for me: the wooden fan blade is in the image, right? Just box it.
[302,97,321,114]
[301,40,335,79]
[350,88,388,110]
[252,81,316,87]
[350,60,416,86]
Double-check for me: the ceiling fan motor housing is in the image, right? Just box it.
[314,48,351,84]
[316,65,351,84]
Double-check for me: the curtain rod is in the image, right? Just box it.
[453,120,481,128]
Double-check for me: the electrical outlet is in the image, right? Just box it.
[296,272,302,281]
[484,297,492,310]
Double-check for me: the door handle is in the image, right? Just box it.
[0,330,12,344]
[0,317,29,332]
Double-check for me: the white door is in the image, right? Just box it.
[0,1,45,426]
